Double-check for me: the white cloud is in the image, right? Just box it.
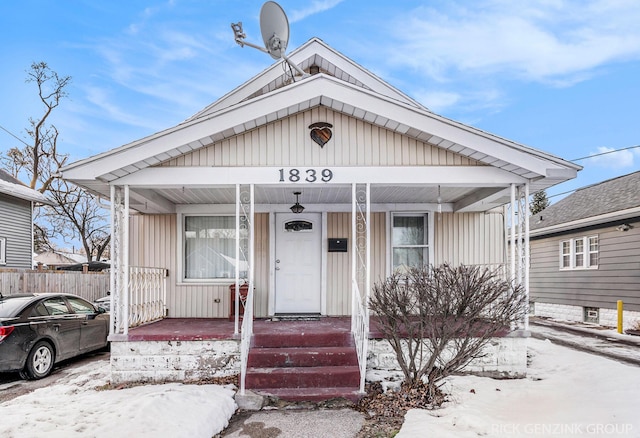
[585,146,637,169]
[288,0,345,23]
[387,0,640,85]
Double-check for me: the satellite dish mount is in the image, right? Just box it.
[231,1,307,78]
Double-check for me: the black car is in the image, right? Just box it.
[0,293,109,380]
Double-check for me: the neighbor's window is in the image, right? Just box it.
[392,214,429,273]
[561,241,571,268]
[559,236,598,270]
[0,237,5,265]
[184,216,247,280]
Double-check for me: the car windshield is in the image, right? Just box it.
[0,296,34,317]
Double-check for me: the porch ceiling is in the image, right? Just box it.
[128,184,493,212]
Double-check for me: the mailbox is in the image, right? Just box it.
[328,238,348,252]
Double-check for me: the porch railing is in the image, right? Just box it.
[351,279,368,394]
[128,266,168,328]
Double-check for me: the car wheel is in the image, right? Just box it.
[23,341,55,380]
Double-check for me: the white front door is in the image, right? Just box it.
[275,213,322,314]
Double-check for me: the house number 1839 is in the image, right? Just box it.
[278,168,333,183]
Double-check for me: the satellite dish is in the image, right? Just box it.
[231,2,306,77]
[260,1,289,60]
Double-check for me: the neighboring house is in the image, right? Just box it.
[0,169,49,269]
[60,39,580,389]
[33,251,77,270]
[529,171,640,329]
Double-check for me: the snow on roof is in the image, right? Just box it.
[0,169,51,204]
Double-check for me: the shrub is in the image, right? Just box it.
[369,263,526,400]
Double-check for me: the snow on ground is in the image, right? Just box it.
[398,338,640,437]
[1,338,638,437]
[0,360,237,438]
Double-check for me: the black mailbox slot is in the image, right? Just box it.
[328,238,348,252]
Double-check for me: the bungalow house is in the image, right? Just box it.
[60,38,579,399]
[529,171,640,329]
[0,169,50,269]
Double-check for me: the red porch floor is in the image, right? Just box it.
[125,317,384,341]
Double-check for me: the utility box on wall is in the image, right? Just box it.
[328,238,348,252]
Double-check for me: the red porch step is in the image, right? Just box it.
[253,387,363,403]
[246,365,360,388]
[252,331,353,348]
[247,346,358,368]
[246,328,363,403]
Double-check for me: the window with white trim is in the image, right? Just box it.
[0,237,6,265]
[559,236,598,270]
[183,216,247,280]
[391,214,429,273]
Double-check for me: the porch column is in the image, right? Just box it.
[234,184,254,335]
[524,182,530,330]
[234,184,240,336]
[350,183,370,329]
[510,184,516,284]
[123,185,130,335]
[109,185,128,337]
[109,185,116,337]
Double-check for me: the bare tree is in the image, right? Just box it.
[369,264,526,400]
[1,62,110,259]
[2,62,71,193]
[45,178,110,261]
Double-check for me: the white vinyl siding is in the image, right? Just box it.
[433,212,505,267]
[160,107,483,169]
[129,213,270,318]
[559,236,599,270]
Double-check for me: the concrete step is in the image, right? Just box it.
[245,365,360,389]
[255,387,363,403]
[247,346,358,368]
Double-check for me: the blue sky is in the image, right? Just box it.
[1,0,639,202]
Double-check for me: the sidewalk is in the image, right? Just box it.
[528,316,640,366]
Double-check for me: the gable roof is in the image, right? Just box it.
[190,38,428,119]
[0,169,50,204]
[60,38,580,213]
[530,171,640,235]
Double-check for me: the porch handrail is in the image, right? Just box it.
[239,282,254,395]
[351,279,368,394]
[128,266,167,328]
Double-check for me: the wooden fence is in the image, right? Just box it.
[0,269,109,302]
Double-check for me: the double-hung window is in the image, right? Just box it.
[391,214,429,273]
[183,216,246,280]
[559,236,598,270]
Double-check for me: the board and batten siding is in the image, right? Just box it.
[433,212,505,267]
[128,210,505,318]
[530,219,640,312]
[326,212,386,315]
[0,193,33,269]
[128,213,270,318]
[160,107,483,168]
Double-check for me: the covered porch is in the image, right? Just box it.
[105,178,533,394]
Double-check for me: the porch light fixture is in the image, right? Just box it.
[290,191,305,214]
